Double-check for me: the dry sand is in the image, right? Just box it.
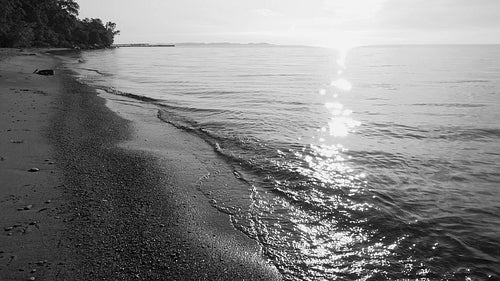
[0,49,73,280]
[0,49,281,280]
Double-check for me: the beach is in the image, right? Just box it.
[0,49,281,280]
[2,45,500,280]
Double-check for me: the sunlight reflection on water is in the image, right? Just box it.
[320,50,360,140]
[259,47,398,279]
[331,78,353,91]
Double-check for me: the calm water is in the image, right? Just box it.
[64,45,500,280]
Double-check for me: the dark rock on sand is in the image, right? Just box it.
[33,69,54,76]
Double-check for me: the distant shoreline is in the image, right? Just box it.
[113,43,175,47]
[111,42,500,50]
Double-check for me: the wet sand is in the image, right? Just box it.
[0,49,281,280]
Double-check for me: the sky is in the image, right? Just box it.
[77,0,500,47]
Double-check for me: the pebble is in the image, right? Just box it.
[35,260,47,266]
[45,200,51,204]
[4,226,13,231]
[24,205,33,210]
[28,277,35,281]
[28,168,39,172]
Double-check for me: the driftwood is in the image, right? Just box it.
[33,69,54,76]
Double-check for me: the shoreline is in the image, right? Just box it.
[1,49,281,280]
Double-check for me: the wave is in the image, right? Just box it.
[96,86,161,103]
[436,127,500,141]
[411,103,486,108]
[76,67,110,76]
[368,64,402,68]
[236,73,300,77]
[436,79,491,84]
[361,122,500,142]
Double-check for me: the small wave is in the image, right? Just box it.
[164,80,192,84]
[156,102,221,115]
[184,90,253,96]
[156,109,199,131]
[97,86,161,103]
[436,79,491,84]
[236,73,299,77]
[411,103,486,108]
[361,122,428,140]
[77,67,109,76]
[359,83,398,90]
[350,150,410,170]
[368,64,401,68]
[435,127,500,141]
[362,122,500,142]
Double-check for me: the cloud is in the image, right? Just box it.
[251,8,283,18]
[80,0,500,45]
[322,0,389,21]
[377,0,500,30]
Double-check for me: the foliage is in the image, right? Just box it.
[0,0,119,48]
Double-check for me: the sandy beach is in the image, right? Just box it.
[0,49,72,280]
[0,49,281,280]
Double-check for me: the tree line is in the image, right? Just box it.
[0,0,119,48]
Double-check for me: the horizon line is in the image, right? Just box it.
[113,42,500,48]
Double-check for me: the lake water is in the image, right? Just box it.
[64,45,500,280]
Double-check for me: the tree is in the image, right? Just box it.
[0,0,24,46]
[0,0,119,48]
[57,0,79,16]
[104,21,120,46]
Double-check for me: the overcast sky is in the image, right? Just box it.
[78,0,500,46]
